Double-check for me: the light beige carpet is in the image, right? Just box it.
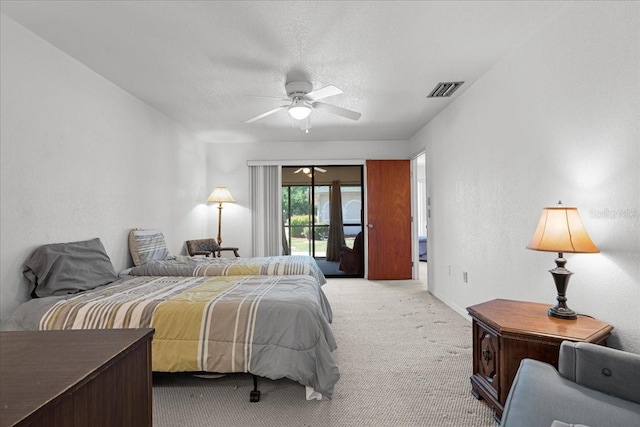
[153,276,497,426]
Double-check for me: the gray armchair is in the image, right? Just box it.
[186,238,240,258]
[501,340,640,427]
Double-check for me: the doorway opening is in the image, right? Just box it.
[412,152,427,280]
[282,165,364,277]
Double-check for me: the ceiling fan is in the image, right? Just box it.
[294,167,326,174]
[244,81,361,124]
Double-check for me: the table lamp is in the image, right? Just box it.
[526,202,599,319]
[207,186,236,245]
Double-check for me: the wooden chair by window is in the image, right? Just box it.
[186,239,240,258]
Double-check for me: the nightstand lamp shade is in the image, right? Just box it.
[207,186,236,246]
[527,203,599,320]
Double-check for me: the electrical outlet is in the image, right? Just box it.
[463,272,468,283]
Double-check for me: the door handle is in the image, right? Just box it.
[367,224,374,229]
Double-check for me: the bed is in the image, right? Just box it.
[126,229,327,285]
[8,237,339,400]
[124,255,327,285]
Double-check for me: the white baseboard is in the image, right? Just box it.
[428,290,472,323]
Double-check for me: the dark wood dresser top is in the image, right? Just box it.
[0,328,154,426]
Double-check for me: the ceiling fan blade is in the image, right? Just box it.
[294,168,304,174]
[246,95,290,101]
[311,102,361,121]
[314,167,327,173]
[244,106,287,124]
[305,85,343,101]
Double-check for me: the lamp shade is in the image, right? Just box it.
[206,186,236,204]
[527,206,599,253]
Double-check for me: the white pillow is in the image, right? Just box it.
[128,229,170,266]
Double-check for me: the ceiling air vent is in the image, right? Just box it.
[427,81,464,98]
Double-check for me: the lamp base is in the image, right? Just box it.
[216,203,223,246]
[548,305,577,320]
[547,254,577,320]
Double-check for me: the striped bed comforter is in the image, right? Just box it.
[125,255,327,286]
[8,274,339,398]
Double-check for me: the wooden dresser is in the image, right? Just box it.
[0,328,154,427]
[467,299,612,422]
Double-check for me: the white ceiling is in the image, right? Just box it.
[1,1,568,143]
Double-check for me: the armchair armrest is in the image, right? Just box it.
[218,247,240,257]
[190,250,213,257]
[559,341,640,404]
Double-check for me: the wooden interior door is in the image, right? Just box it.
[366,160,412,279]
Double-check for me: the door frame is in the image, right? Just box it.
[278,160,366,261]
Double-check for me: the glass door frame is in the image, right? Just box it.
[282,165,364,260]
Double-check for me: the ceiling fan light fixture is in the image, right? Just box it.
[288,99,311,120]
[245,80,360,124]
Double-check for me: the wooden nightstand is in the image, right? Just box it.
[467,299,612,422]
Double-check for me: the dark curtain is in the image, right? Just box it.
[326,180,345,261]
[282,221,290,255]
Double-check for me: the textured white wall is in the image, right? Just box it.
[206,140,410,257]
[0,15,208,327]
[409,2,640,352]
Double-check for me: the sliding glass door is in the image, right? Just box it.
[282,166,363,259]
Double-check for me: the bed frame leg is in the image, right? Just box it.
[250,374,261,402]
